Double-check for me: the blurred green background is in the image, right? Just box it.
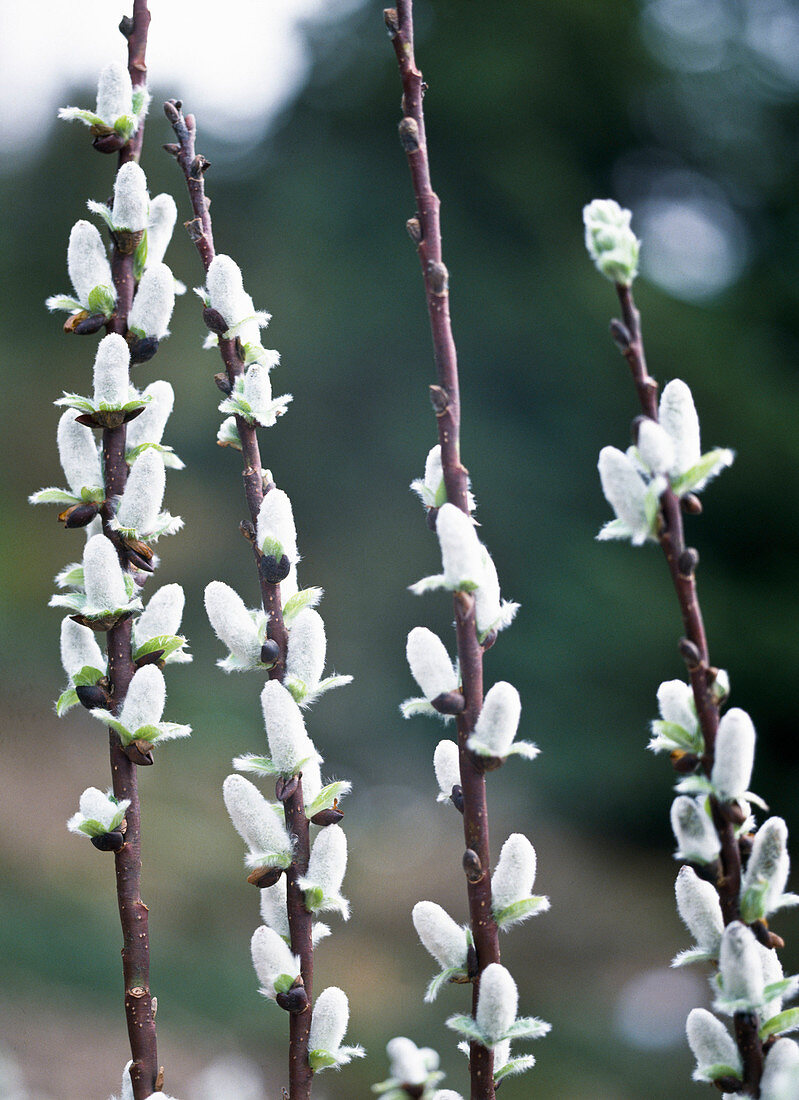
[3,0,799,1096]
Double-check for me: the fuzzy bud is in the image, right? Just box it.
[128,262,175,340]
[308,986,350,1058]
[60,617,105,679]
[434,740,461,802]
[406,627,458,701]
[435,503,483,588]
[223,774,292,868]
[57,410,103,495]
[111,162,149,232]
[718,922,764,1010]
[659,379,700,476]
[125,380,175,450]
[206,254,248,329]
[261,679,319,776]
[204,581,263,668]
[250,925,300,1000]
[474,543,518,637]
[300,824,349,918]
[286,609,326,690]
[583,199,640,285]
[492,833,537,913]
[386,1037,438,1087]
[685,1008,742,1082]
[476,963,518,1046]
[83,534,128,611]
[259,875,290,939]
[675,865,723,955]
[146,193,178,267]
[67,220,114,309]
[95,61,133,125]
[670,795,721,864]
[67,786,129,837]
[711,708,755,804]
[257,488,299,565]
[597,445,657,545]
[760,1038,799,1099]
[92,333,130,408]
[657,679,697,736]
[133,584,185,646]
[741,817,791,920]
[118,665,166,733]
[412,901,469,970]
[116,448,165,536]
[636,418,675,476]
[468,681,522,758]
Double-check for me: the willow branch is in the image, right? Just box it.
[388,5,499,1097]
[165,99,311,1098]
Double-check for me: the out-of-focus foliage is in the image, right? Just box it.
[3,1,799,1096]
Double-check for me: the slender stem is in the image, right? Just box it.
[166,100,311,1098]
[389,6,498,1097]
[614,283,761,1095]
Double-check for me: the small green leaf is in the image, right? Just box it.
[283,587,324,622]
[494,895,550,930]
[56,687,79,716]
[30,488,80,506]
[308,1049,338,1072]
[73,665,105,687]
[741,881,769,924]
[273,973,296,996]
[699,1063,743,1084]
[494,1054,537,1083]
[133,232,148,282]
[133,634,186,663]
[304,886,325,913]
[759,1007,799,1040]
[445,1013,486,1044]
[87,284,115,317]
[651,719,703,753]
[505,1015,552,1041]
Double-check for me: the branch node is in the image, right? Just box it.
[190,154,211,180]
[383,7,399,37]
[678,637,703,670]
[399,116,420,152]
[427,260,449,296]
[678,547,700,578]
[214,371,233,395]
[239,519,256,542]
[406,216,422,244]
[429,384,449,414]
[184,217,205,244]
[119,14,134,38]
[463,848,484,883]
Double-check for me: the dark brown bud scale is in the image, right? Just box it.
[714,1077,744,1093]
[91,829,125,852]
[463,848,484,883]
[190,155,210,180]
[670,750,700,774]
[425,505,439,531]
[73,313,107,335]
[260,639,281,668]
[450,785,465,814]
[92,131,127,155]
[481,629,498,652]
[162,142,181,157]
[276,983,309,1015]
[383,7,399,36]
[259,553,291,584]
[678,638,702,670]
[275,775,300,802]
[246,865,284,889]
[129,336,159,365]
[466,943,479,979]
[119,14,134,36]
[678,548,700,577]
[431,690,466,716]
[609,318,632,351]
[239,520,256,542]
[311,807,345,827]
[682,493,703,515]
[427,260,449,295]
[60,501,101,528]
[398,117,420,152]
[135,648,166,669]
[124,740,155,767]
[76,683,112,710]
[751,920,772,948]
[203,307,229,336]
[406,217,422,244]
[429,385,449,414]
[113,228,145,256]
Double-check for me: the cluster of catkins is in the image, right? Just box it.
[198,253,363,1076]
[32,61,191,1100]
[587,199,799,1098]
[371,464,550,1096]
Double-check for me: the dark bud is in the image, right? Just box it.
[276,982,309,1015]
[427,260,449,295]
[406,217,422,244]
[429,384,449,415]
[721,801,746,826]
[403,1087,424,1100]
[713,1077,744,1093]
[246,865,284,889]
[384,8,399,36]
[153,1067,164,1092]
[124,740,155,767]
[162,142,181,157]
[609,318,632,352]
[678,638,702,670]
[678,548,699,577]
[63,311,90,334]
[431,690,466,716]
[119,14,134,36]
[463,848,484,883]
[239,520,256,542]
[125,547,155,573]
[92,130,128,155]
[751,920,779,949]
[73,312,107,335]
[76,683,111,711]
[670,750,699,774]
[425,505,439,531]
[260,639,281,669]
[398,117,420,152]
[203,306,229,335]
[738,833,754,859]
[260,554,291,585]
[190,154,210,180]
[214,371,233,395]
[60,501,101,528]
[312,806,345,827]
[129,336,160,365]
[275,775,300,802]
[450,785,465,814]
[91,829,125,852]
[682,493,703,515]
[135,648,166,668]
[466,943,479,980]
[481,629,498,652]
[113,228,145,256]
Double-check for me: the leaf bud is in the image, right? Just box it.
[247,865,284,889]
[90,829,125,852]
[398,117,420,152]
[276,983,309,1014]
[428,260,449,295]
[431,691,466,715]
[203,306,229,335]
[124,741,155,766]
[312,806,345,827]
[406,217,422,243]
[76,683,111,711]
[463,848,484,883]
[260,638,280,668]
[162,142,181,157]
[275,775,300,802]
[73,313,108,335]
[682,493,703,515]
[260,553,291,585]
[451,785,465,814]
[61,502,101,528]
[678,638,702,670]
[671,750,700,774]
[128,336,159,365]
[609,318,632,351]
[384,8,399,37]
[93,131,128,154]
[678,548,700,577]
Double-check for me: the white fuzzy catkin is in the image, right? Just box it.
[309,986,349,1055]
[261,679,318,774]
[223,774,292,864]
[474,544,518,636]
[112,162,149,232]
[434,739,460,801]
[301,824,348,915]
[712,708,755,803]
[116,448,165,535]
[257,488,299,563]
[685,1008,741,1080]
[671,795,722,864]
[469,681,522,757]
[423,444,444,503]
[206,254,249,328]
[95,61,133,124]
[60,617,105,678]
[597,446,649,541]
[67,220,113,307]
[476,963,517,1045]
[742,817,790,917]
[435,503,483,587]
[119,665,166,733]
[659,379,701,476]
[68,787,127,834]
[675,865,724,954]
[204,581,262,667]
[760,1038,799,1099]
[760,941,785,1025]
[250,925,300,999]
[412,900,468,970]
[718,922,764,1008]
[286,608,326,689]
[146,194,178,268]
[386,1037,437,1087]
[242,363,273,416]
[657,679,696,735]
[128,262,175,339]
[57,410,102,495]
[259,875,290,939]
[492,833,537,913]
[636,418,675,475]
[407,627,457,700]
[125,380,175,450]
[134,584,185,645]
[92,333,130,407]
[83,534,129,611]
